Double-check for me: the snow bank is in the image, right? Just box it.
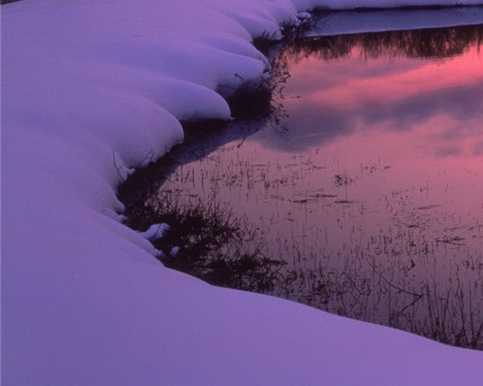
[297,0,483,9]
[309,6,483,35]
[2,0,483,385]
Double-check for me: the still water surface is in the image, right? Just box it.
[132,21,483,348]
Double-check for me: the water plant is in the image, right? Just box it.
[123,166,483,349]
[124,188,285,293]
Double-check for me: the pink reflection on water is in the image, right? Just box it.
[245,40,483,252]
[158,28,483,343]
[266,45,483,158]
[272,43,483,213]
[289,47,483,107]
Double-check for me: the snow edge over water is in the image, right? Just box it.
[2,0,483,385]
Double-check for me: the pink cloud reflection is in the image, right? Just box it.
[265,44,483,161]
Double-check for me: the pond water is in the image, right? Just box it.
[122,18,483,348]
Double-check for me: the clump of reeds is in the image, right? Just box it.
[126,190,285,293]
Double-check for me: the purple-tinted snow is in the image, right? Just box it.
[2,0,483,384]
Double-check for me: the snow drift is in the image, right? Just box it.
[2,0,483,384]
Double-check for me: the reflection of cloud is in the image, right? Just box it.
[258,40,483,154]
[473,141,483,156]
[362,81,483,129]
[434,146,461,157]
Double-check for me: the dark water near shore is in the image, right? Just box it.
[122,21,483,348]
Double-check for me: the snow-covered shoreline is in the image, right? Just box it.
[309,6,483,35]
[2,0,483,384]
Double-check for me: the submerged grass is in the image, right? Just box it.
[124,190,285,293]
[123,181,483,350]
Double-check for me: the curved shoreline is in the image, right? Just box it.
[3,1,483,384]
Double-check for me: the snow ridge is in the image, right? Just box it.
[2,0,483,385]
